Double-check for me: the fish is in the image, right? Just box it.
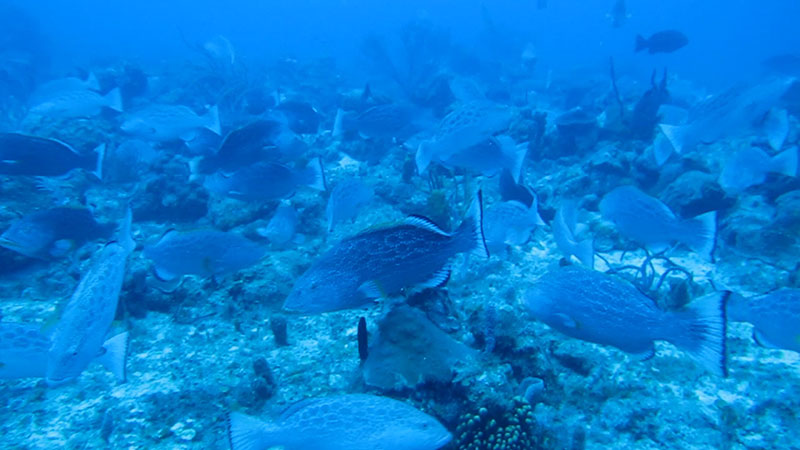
[258,202,299,247]
[192,119,284,176]
[484,200,544,255]
[227,394,452,450]
[143,229,265,281]
[30,73,100,104]
[525,266,728,376]
[274,99,322,134]
[599,185,716,259]
[46,210,134,386]
[0,133,104,178]
[0,207,115,259]
[121,104,221,141]
[608,0,630,28]
[28,87,123,118]
[553,199,594,268]
[761,53,800,76]
[718,147,797,194]
[0,322,128,381]
[415,102,513,174]
[284,191,487,313]
[635,30,688,54]
[326,178,374,232]
[498,168,534,208]
[203,159,325,202]
[727,288,800,353]
[333,102,425,140]
[436,135,528,180]
[659,79,790,155]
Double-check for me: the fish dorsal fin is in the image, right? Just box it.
[279,397,325,421]
[403,215,449,236]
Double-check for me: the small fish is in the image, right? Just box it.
[284,191,487,313]
[599,185,716,259]
[0,322,128,381]
[204,159,325,202]
[608,0,630,28]
[761,53,800,76]
[553,200,593,268]
[437,135,528,180]
[484,200,544,255]
[192,119,284,175]
[416,102,513,174]
[121,104,221,141]
[525,266,728,376]
[143,229,265,281]
[30,73,100,104]
[228,394,452,450]
[728,288,800,352]
[28,87,123,118]
[258,202,298,247]
[326,178,374,232]
[719,147,797,194]
[46,210,134,386]
[635,30,688,54]
[0,207,115,259]
[333,103,425,140]
[0,133,104,178]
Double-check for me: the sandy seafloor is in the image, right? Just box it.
[1,114,800,450]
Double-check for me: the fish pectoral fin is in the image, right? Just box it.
[96,331,129,383]
[553,313,578,329]
[180,130,198,142]
[153,265,178,282]
[358,280,385,299]
[416,266,452,290]
[753,329,781,349]
[49,239,75,258]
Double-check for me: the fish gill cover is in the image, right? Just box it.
[0,0,799,449]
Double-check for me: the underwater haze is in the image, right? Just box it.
[1,0,800,448]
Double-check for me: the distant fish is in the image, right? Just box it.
[525,266,728,376]
[658,79,789,154]
[0,322,128,381]
[30,73,100,104]
[728,288,800,352]
[635,30,688,54]
[599,185,716,259]
[143,229,265,281]
[718,147,797,194]
[0,133,104,178]
[326,178,374,232]
[608,0,630,28]
[284,191,487,313]
[333,103,425,140]
[437,135,528,180]
[416,102,513,174]
[28,87,123,118]
[46,210,134,386]
[203,159,325,202]
[203,34,236,66]
[553,200,593,268]
[258,202,299,247]
[761,54,800,76]
[228,394,452,450]
[0,207,115,259]
[274,99,322,134]
[121,104,221,141]
[484,200,544,255]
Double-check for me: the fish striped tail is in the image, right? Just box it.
[454,190,489,258]
[672,291,729,377]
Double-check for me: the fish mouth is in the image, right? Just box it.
[434,432,453,448]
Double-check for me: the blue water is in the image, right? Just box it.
[1,0,799,448]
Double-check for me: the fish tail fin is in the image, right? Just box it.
[574,238,594,269]
[658,123,688,155]
[415,141,433,174]
[652,132,673,166]
[187,157,202,183]
[104,88,123,112]
[455,190,489,258]
[97,331,129,383]
[508,140,529,182]
[302,157,327,191]
[86,72,100,91]
[228,412,277,450]
[332,108,347,138]
[682,211,716,260]
[93,143,106,181]
[116,208,135,253]
[764,108,789,151]
[203,105,222,135]
[635,34,647,52]
[673,291,729,377]
[771,147,798,177]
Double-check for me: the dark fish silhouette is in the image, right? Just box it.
[635,30,688,54]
